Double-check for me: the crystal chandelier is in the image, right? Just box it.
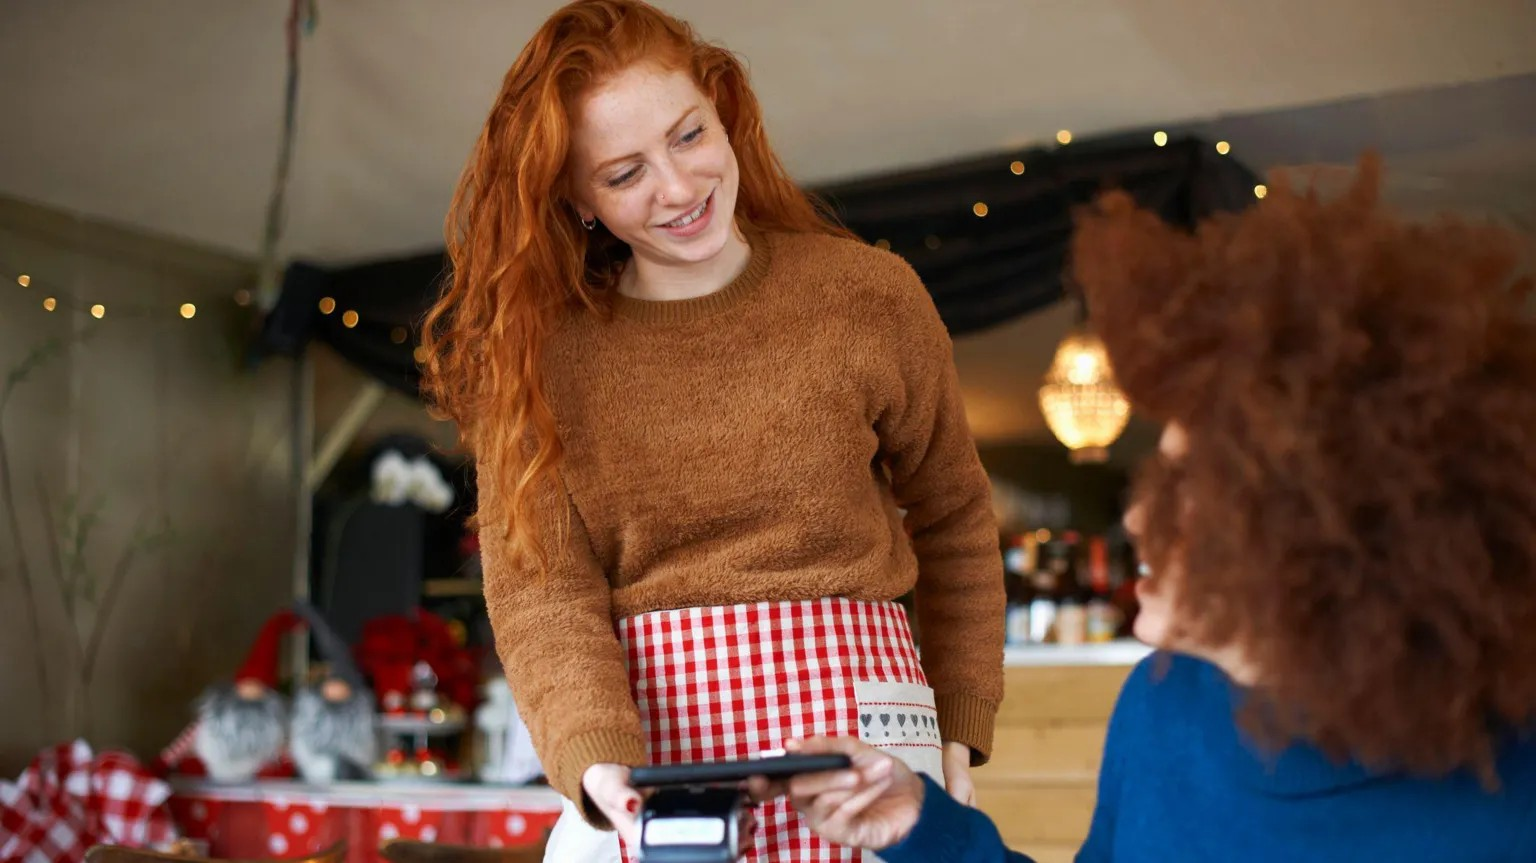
[1038,327,1130,464]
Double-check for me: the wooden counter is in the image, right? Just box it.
[974,641,1150,862]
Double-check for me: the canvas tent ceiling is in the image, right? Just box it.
[3,0,1533,262]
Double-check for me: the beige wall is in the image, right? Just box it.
[0,199,296,774]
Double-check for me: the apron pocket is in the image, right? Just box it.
[852,679,944,783]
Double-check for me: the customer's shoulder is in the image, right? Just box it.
[1497,730,1536,790]
[1113,651,1223,725]
[1124,651,1211,695]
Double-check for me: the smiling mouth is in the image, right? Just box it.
[660,193,710,228]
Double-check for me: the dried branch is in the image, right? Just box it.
[0,339,68,712]
[81,517,174,684]
[35,476,86,673]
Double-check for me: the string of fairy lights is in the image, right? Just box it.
[1,260,436,365]
[0,264,252,323]
[4,133,1260,351]
[861,134,1258,252]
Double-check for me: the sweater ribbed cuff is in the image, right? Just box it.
[935,692,999,766]
[553,727,650,829]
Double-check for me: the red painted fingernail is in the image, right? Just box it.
[626,798,640,814]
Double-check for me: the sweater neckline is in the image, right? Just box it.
[611,229,771,325]
[1196,659,1380,797]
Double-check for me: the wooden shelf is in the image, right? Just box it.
[377,714,467,735]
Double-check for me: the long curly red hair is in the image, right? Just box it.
[421,0,849,569]
[1075,154,1536,779]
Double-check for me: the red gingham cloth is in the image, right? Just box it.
[0,740,178,863]
[619,597,940,862]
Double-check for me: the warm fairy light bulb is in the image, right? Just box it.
[973,202,989,217]
[1216,141,1231,155]
[90,304,106,319]
[180,303,197,319]
[413,345,429,364]
[1056,130,1073,145]
[1153,131,1168,147]
[18,274,30,287]
[391,326,408,344]
[874,239,891,250]
[1254,184,1269,199]
[342,310,360,328]
[234,288,252,307]
[1010,161,1025,175]
[43,297,57,311]
[318,297,337,314]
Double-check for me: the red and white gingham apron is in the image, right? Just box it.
[546,597,944,862]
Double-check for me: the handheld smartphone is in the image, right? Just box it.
[629,753,852,789]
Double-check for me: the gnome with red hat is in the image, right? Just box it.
[289,603,377,782]
[166,603,378,784]
[189,609,302,782]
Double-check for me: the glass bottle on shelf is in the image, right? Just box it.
[1028,531,1060,643]
[1085,535,1120,642]
[1053,533,1088,645]
[1111,538,1143,638]
[1002,533,1038,646]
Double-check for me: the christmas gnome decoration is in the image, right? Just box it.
[167,602,377,784]
[189,608,302,782]
[289,602,377,783]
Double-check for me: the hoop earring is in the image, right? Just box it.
[580,215,596,231]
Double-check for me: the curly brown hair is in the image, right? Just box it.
[1073,154,1536,780]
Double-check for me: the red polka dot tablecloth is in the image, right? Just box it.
[168,780,560,863]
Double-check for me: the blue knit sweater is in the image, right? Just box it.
[879,654,1536,863]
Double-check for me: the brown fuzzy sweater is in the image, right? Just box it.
[479,230,1005,818]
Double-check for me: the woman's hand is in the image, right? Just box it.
[942,741,976,805]
[769,737,925,851]
[586,763,757,855]
[581,763,643,847]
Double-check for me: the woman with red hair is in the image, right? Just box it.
[421,1,1004,859]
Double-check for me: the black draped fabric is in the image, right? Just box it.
[259,251,449,396]
[817,134,1258,333]
[256,133,1258,395]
